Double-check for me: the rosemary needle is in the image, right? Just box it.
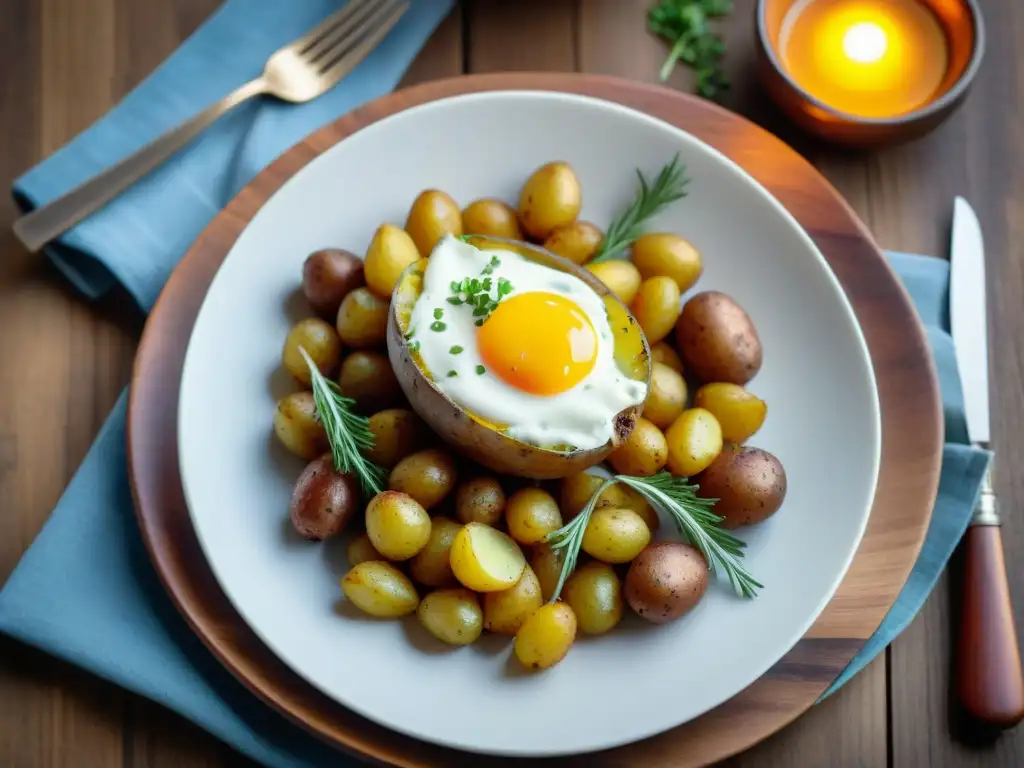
[300,347,386,497]
[588,154,690,263]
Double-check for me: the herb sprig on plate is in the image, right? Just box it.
[301,347,386,496]
[648,0,733,101]
[545,471,761,602]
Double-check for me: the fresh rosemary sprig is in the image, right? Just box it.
[648,0,733,101]
[545,471,761,601]
[589,155,690,263]
[300,347,386,497]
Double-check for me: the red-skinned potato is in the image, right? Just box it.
[301,249,364,319]
[289,454,359,541]
[696,444,787,528]
[675,291,762,385]
[625,541,709,624]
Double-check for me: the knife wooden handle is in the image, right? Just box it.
[956,523,1024,727]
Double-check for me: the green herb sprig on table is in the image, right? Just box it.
[300,347,386,497]
[545,471,761,602]
[589,154,690,263]
[648,0,733,101]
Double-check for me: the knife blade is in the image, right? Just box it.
[950,196,990,445]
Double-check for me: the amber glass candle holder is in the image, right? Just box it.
[756,0,984,147]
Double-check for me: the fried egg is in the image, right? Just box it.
[406,235,647,450]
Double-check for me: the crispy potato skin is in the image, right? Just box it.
[696,444,787,528]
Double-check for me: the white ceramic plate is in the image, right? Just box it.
[178,91,880,757]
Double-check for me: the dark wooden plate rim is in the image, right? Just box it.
[126,72,943,767]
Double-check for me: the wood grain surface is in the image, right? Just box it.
[1,1,1022,766]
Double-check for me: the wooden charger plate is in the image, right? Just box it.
[127,73,942,766]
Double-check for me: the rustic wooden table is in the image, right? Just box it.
[1,1,1021,766]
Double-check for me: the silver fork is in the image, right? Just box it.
[13,0,410,253]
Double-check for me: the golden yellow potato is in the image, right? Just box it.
[365,490,432,561]
[505,488,563,546]
[462,199,523,240]
[650,341,684,374]
[631,233,703,292]
[559,472,658,531]
[366,408,426,468]
[364,224,420,299]
[389,448,458,510]
[693,382,767,443]
[585,259,642,306]
[483,565,543,635]
[581,506,651,564]
[676,291,762,385]
[405,189,462,256]
[607,417,668,477]
[564,561,623,635]
[450,523,526,592]
[341,561,419,618]
[514,603,577,670]
[643,362,687,430]
[283,317,342,384]
[625,542,708,624]
[531,543,567,602]
[417,588,483,646]
[543,221,604,265]
[302,248,364,319]
[338,351,402,414]
[454,476,506,526]
[696,444,787,528]
[518,161,582,240]
[631,276,682,345]
[273,391,327,459]
[336,287,389,349]
[409,516,462,587]
[289,454,360,541]
[665,408,723,477]
[346,533,381,568]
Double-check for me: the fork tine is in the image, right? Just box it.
[288,0,372,55]
[316,0,409,80]
[302,0,388,64]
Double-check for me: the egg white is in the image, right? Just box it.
[406,235,647,450]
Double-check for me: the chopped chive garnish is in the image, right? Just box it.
[475,365,486,375]
[447,370,458,377]
[474,318,485,327]
[433,307,444,320]
[430,321,447,332]
[447,297,463,305]
[409,341,420,352]
[450,345,464,355]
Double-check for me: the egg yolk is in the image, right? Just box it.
[477,292,598,396]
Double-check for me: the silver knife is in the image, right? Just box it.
[950,196,1024,728]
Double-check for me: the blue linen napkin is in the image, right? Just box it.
[0,0,989,761]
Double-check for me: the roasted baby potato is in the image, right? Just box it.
[564,561,623,635]
[643,363,687,430]
[543,221,604,265]
[346,533,382,568]
[581,506,651,564]
[631,276,682,346]
[338,351,402,414]
[631,233,703,293]
[406,189,462,256]
[341,561,419,618]
[336,287,389,349]
[289,454,359,541]
[417,588,483,646]
[282,317,342,384]
[505,487,563,546]
[693,383,767,443]
[389,448,458,510]
[696,444,787,528]
[650,341,684,374]
[273,391,327,459]
[450,523,526,592]
[625,542,708,624]
[531,543,567,602]
[366,408,426,468]
[364,223,420,299]
[302,248,364,319]
[514,602,577,670]
[483,565,543,635]
[607,417,668,477]
[585,259,642,306]
[676,291,762,385]
[665,407,723,477]
[455,476,506,526]
[409,516,462,587]
[518,161,582,240]
[462,199,523,240]
[365,490,432,561]
[559,472,658,531]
